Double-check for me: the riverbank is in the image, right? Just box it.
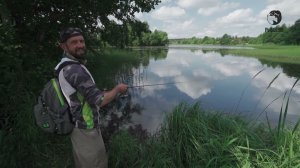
[108,103,300,168]
[224,45,300,64]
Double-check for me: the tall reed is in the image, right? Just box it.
[109,98,300,167]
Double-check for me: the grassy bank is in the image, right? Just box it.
[108,103,300,168]
[225,45,300,64]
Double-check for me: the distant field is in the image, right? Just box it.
[225,45,300,64]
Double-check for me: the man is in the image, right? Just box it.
[56,27,128,168]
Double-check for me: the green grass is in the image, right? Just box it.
[225,45,300,64]
[108,103,300,168]
[0,93,74,168]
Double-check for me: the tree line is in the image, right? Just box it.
[99,21,168,48]
[171,19,300,45]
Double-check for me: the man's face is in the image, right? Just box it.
[61,35,86,58]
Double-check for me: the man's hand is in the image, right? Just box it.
[116,83,128,93]
[100,83,128,107]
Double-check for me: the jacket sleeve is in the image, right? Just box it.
[62,64,104,109]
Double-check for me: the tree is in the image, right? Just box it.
[126,21,151,46]
[289,19,300,44]
[220,34,231,45]
[136,29,168,46]
[202,36,216,44]
[2,0,161,46]
[257,21,300,45]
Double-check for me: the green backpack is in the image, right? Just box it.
[34,61,79,135]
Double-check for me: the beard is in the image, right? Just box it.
[69,47,86,58]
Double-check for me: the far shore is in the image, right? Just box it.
[167,44,300,64]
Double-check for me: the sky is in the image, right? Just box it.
[133,0,300,39]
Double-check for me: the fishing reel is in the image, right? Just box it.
[100,87,131,114]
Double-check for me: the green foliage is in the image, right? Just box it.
[170,19,300,46]
[223,45,300,64]
[220,34,232,45]
[0,0,163,166]
[0,23,66,167]
[288,19,300,44]
[89,48,168,87]
[0,24,23,131]
[108,131,141,168]
[170,35,253,45]
[140,30,168,46]
[95,20,168,47]
[2,0,161,49]
[109,103,300,168]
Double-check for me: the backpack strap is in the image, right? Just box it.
[54,61,81,77]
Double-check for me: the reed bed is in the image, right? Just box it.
[109,102,300,168]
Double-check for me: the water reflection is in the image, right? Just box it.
[91,47,300,134]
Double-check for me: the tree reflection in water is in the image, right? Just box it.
[89,49,168,144]
[100,64,149,145]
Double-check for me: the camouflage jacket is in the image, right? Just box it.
[55,55,104,129]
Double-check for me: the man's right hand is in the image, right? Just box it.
[100,83,128,107]
[116,83,128,93]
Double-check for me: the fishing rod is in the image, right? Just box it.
[127,81,185,88]
[101,81,185,92]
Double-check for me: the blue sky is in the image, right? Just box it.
[133,0,300,39]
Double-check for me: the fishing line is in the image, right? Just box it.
[127,81,186,88]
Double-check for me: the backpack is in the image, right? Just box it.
[33,61,79,135]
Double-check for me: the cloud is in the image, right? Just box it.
[196,8,265,37]
[107,15,123,25]
[161,0,172,4]
[260,0,300,24]
[150,65,182,77]
[249,69,300,116]
[158,18,197,38]
[177,0,219,9]
[217,8,256,24]
[196,29,216,37]
[151,6,186,21]
[174,76,212,99]
[198,2,240,16]
[140,0,300,38]
[134,12,144,21]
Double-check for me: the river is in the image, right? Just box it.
[90,45,300,133]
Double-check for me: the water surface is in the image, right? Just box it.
[92,46,300,133]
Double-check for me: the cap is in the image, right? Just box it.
[59,27,83,43]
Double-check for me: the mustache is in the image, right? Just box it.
[75,48,86,52]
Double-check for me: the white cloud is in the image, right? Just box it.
[158,19,197,38]
[161,0,172,4]
[177,0,219,9]
[134,12,144,21]
[249,69,300,116]
[196,29,216,37]
[150,66,182,77]
[151,6,186,20]
[140,0,300,38]
[217,8,256,24]
[215,63,241,76]
[260,0,300,25]
[174,76,212,99]
[267,0,281,2]
[198,2,240,16]
[107,15,123,25]
[182,19,194,28]
[196,8,266,37]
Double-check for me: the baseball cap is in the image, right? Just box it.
[59,27,83,43]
